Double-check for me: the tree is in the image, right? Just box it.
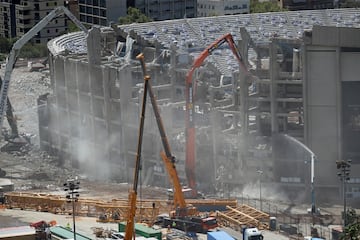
[340,0,360,8]
[341,208,360,240]
[0,37,11,53]
[118,7,152,25]
[250,0,284,13]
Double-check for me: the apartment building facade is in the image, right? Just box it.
[78,0,126,26]
[0,0,67,44]
[197,0,249,17]
[133,0,197,20]
[78,0,197,26]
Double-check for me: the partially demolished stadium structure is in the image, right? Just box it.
[41,8,360,204]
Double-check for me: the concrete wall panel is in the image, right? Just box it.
[305,47,341,186]
[77,62,90,92]
[306,49,337,106]
[341,52,360,82]
[65,59,77,90]
[90,66,104,97]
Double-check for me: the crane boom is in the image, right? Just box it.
[185,33,249,197]
[0,6,87,138]
[137,53,188,212]
[124,54,150,240]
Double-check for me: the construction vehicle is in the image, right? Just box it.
[124,53,217,238]
[185,33,250,197]
[0,6,88,140]
[242,227,264,240]
[0,6,87,175]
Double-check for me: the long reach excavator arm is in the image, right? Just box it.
[0,6,88,139]
[185,33,249,197]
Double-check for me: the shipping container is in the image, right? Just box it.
[207,231,235,240]
[118,222,162,240]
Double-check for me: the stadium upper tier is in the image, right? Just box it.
[48,8,360,75]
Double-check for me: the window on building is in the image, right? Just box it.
[55,2,57,6]
[36,39,40,43]
[47,29,50,33]
[55,19,58,24]
[80,14,85,22]
[100,0,105,7]
[86,15,93,23]
[46,2,48,6]
[243,4,247,8]
[55,29,58,32]
[86,0,92,4]
[100,9,106,17]
[86,7,92,14]
[34,4,39,10]
[93,17,99,24]
[93,8,99,15]
[79,0,85,3]
[93,0,99,6]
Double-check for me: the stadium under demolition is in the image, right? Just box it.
[1,6,360,240]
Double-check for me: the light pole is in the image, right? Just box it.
[257,170,263,211]
[64,177,80,240]
[336,159,351,229]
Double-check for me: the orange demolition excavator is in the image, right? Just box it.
[185,33,250,198]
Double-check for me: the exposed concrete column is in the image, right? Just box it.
[270,40,279,134]
[87,26,101,66]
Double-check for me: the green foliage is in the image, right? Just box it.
[118,7,152,25]
[340,0,360,8]
[67,22,81,33]
[250,0,284,13]
[18,43,48,58]
[341,208,360,240]
[0,37,11,53]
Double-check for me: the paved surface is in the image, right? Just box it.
[0,209,294,239]
[0,208,118,238]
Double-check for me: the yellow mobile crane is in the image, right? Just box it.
[124,54,217,240]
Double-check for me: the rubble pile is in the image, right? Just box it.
[0,65,81,193]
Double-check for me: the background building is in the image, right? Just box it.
[197,0,249,17]
[0,0,68,43]
[78,0,197,26]
[278,0,334,10]
[78,0,126,26]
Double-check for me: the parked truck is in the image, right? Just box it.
[242,227,264,240]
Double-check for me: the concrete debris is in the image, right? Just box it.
[29,62,46,72]
[1,132,31,153]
